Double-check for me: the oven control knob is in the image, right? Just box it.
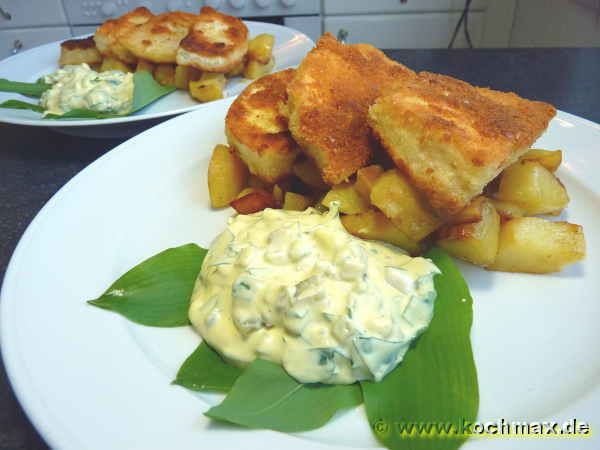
[168,0,183,10]
[229,0,246,8]
[101,1,118,16]
[255,0,271,7]
[280,0,295,6]
[205,0,222,8]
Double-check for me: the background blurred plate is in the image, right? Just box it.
[1,99,598,450]
[0,22,313,138]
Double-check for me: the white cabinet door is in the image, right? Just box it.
[0,27,71,60]
[324,12,484,48]
[0,0,67,29]
[324,0,488,14]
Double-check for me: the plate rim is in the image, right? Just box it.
[1,104,599,450]
[0,21,314,128]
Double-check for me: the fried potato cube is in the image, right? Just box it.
[355,165,383,200]
[487,217,585,273]
[189,73,226,102]
[136,59,155,73]
[370,169,442,241]
[99,56,131,73]
[248,33,275,65]
[520,149,562,172]
[292,159,329,191]
[273,184,284,206]
[496,160,569,215]
[174,65,202,89]
[230,189,276,214]
[226,58,246,77]
[208,144,249,208]
[341,210,420,255]
[322,183,370,215]
[248,174,271,190]
[446,195,486,225]
[153,64,176,86]
[59,37,103,66]
[488,198,525,220]
[283,192,313,211]
[244,57,275,80]
[435,197,501,266]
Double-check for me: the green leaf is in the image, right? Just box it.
[88,244,207,327]
[173,342,241,392]
[205,359,363,432]
[130,70,176,113]
[0,99,45,112]
[361,247,479,450]
[0,78,50,97]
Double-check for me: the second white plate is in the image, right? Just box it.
[0,22,313,137]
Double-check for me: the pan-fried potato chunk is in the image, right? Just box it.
[283,192,312,211]
[292,159,328,191]
[370,169,442,241]
[488,217,585,273]
[435,197,501,266]
[153,64,176,86]
[520,149,562,172]
[230,189,276,214]
[355,165,383,200]
[322,183,369,215]
[174,65,201,89]
[208,144,249,208]
[496,161,569,215]
[244,57,275,80]
[136,59,155,73]
[488,198,525,220]
[341,210,420,255]
[248,34,275,64]
[100,56,131,73]
[59,37,103,66]
[189,73,226,102]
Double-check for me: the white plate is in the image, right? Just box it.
[1,100,599,450]
[0,23,313,138]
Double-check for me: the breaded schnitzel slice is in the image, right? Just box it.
[368,72,556,216]
[287,33,414,185]
[225,69,299,183]
[177,7,248,73]
[94,7,153,64]
[119,11,196,63]
[59,36,102,66]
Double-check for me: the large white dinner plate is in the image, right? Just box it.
[0,22,313,138]
[1,99,599,450]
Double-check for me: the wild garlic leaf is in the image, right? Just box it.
[173,342,241,392]
[205,359,362,432]
[88,244,206,327]
[0,99,44,112]
[130,70,176,113]
[0,78,50,97]
[360,247,479,450]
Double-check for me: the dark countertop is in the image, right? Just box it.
[1,48,599,450]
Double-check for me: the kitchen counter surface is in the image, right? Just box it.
[1,47,599,449]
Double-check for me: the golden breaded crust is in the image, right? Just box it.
[59,37,102,66]
[225,69,299,183]
[94,7,153,63]
[287,33,414,185]
[176,6,248,73]
[368,71,556,216]
[119,11,196,63]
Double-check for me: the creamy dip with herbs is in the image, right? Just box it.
[40,64,133,115]
[189,206,439,384]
